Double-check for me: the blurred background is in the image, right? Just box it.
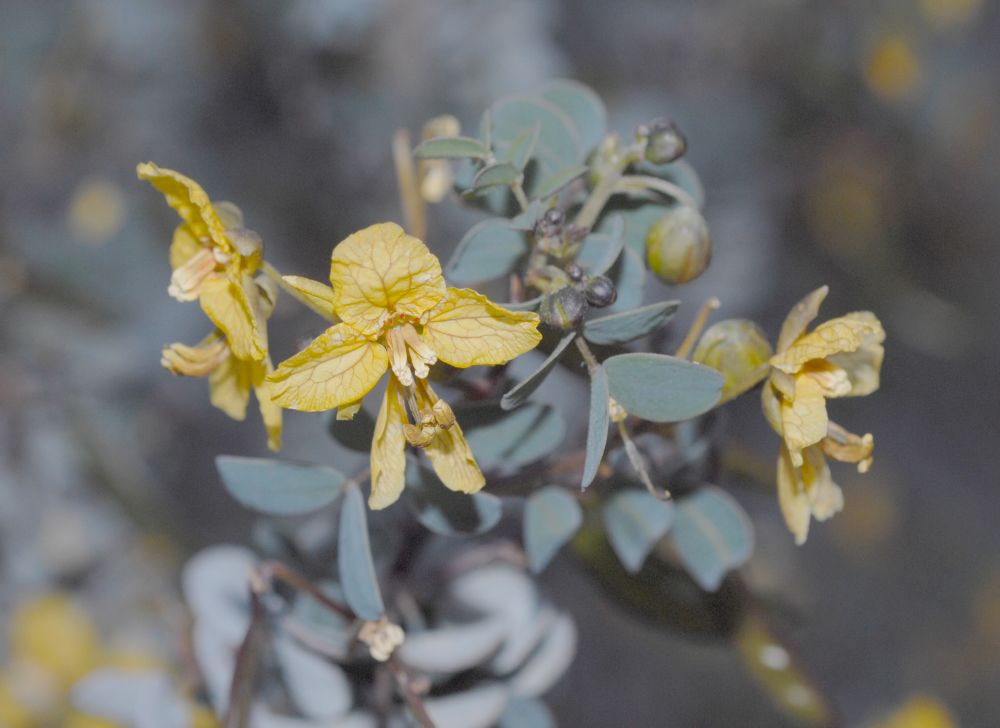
[1,0,998,725]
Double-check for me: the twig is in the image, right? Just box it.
[258,561,355,620]
[388,655,436,728]
[674,297,720,360]
[223,574,268,728]
[511,180,530,213]
[392,128,427,240]
[617,419,670,500]
[615,174,701,211]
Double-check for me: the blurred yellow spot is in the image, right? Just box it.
[870,695,957,728]
[10,594,102,688]
[68,176,125,245]
[865,35,921,102]
[830,476,896,550]
[973,565,1000,649]
[807,157,885,261]
[920,0,982,30]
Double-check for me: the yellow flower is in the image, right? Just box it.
[268,222,541,508]
[762,286,885,544]
[137,162,267,362]
[161,275,282,451]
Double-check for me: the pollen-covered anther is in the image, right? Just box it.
[168,249,217,301]
[432,399,456,429]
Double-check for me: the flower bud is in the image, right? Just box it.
[584,275,617,308]
[692,319,774,404]
[645,205,711,284]
[644,118,687,165]
[565,262,585,282]
[539,286,588,330]
[587,133,625,189]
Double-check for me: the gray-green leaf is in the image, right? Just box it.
[468,162,522,193]
[446,218,528,284]
[501,332,576,410]
[504,124,540,171]
[670,485,753,591]
[539,79,607,155]
[523,486,583,573]
[583,301,680,345]
[216,456,345,516]
[414,136,489,160]
[465,402,566,473]
[581,365,610,491]
[576,215,625,276]
[405,466,502,537]
[533,164,588,200]
[604,353,723,422]
[337,484,384,620]
[603,490,675,573]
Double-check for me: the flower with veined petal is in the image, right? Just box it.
[161,277,282,451]
[137,162,267,362]
[762,286,885,544]
[267,222,541,509]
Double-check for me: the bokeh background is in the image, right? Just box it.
[2,0,998,725]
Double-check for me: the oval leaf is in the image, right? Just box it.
[337,484,384,620]
[670,485,753,592]
[603,244,645,313]
[217,456,346,516]
[604,353,723,422]
[581,365,610,491]
[273,636,352,720]
[397,618,507,673]
[405,466,503,536]
[446,218,528,284]
[603,490,675,573]
[414,136,489,160]
[469,162,522,193]
[500,697,556,728]
[523,486,583,573]
[576,215,625,276]
[583,301,680,346]
[504,124,541,171]
[539,79,607,155]
[465,403,566,473]
[501,332,576,410]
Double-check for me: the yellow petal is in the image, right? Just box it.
[415,379,485,494]
[170,224,204,271]
[199,274,266,361]
[252,360,283,451]
[827,311,885,396]
[770,314,879,375]
[801,445,843,522]
[801,360,852,397]
[780,375,828,466]
[337,400,363,421]
[776,445,811,545]
[370,377,408,509]
[329,222,445,334]
[761,379,784,435]
[777,285,828,353]
[421,288,541,368]
[137,162,229,252]
[162,333,229,378]
[269,323,388,411]
[822,421,874,473]
[281,275,337,319]
[209,354,252,420]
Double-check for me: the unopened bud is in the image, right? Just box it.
[539,286,588,330]
[644,118,687,165]
[565,262,585,282]
[692,319,773,404]
[584,275,617,308]
[645,206,711,285]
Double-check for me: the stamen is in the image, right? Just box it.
[169,249,217,301]
[400,324,437,380]
[161,336,229,377]
[386,327,414,386]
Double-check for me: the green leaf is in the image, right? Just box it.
[500,697,556,728]
[484,95,581,198]
[523,486,583,573]
[602,490,675,573]
[504,123,540,171]
[413,136,489,160]
[468,162,522,194]
[465,402,566,473]
[583,301,680,346]
[539,80,607,155]
[581,365,610,491]
[501,332,576,410]
[597,200,668,255]
[446,218,528,284]
[533,163,588,200]
[405,466,502,536]
[325,407,376,452]
[576,214,625,276]
[337,484,384,620]
[216,456,345,516]
[604,353,723,422]
[670,485,753,592]
[509,199,545,230]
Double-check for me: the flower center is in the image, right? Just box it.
[169,248,220,301]
[385,323,437,387]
